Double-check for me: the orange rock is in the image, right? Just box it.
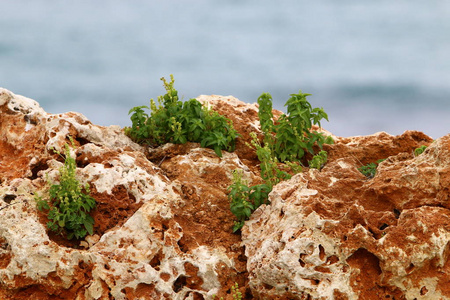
[242,132,450,299]
[1,87,448,300]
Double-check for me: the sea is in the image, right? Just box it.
[1,0,449,139]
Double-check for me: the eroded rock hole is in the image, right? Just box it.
[3,194,16,204]
[188,291,205,300]
[0,237,9,250]
[162,222,169,231]
[177,237,189,253]
[318,244,326,261]
[238,253,247,263]
[173,275,187,293]
[299,253,306,267]
[75,152,90,168]
[379,223,389,230]
[420,286,428,295]
[30,161,49,179]
[160,272,171,282]
[182,262,204,290]
[149,250,164,271]
[347,248,382,276]
[406,263,415,274]
[24,114,38,125]
[75,136,90,146]
[326,255,339,265]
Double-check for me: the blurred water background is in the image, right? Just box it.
[1,0,449,138]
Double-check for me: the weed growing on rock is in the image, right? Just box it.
[228,169,271,232]
[257,92,333,162]
[248,132,293,186]
[308,150,328,170]
[414,145,428,156]
[358,159,386,179]
[36,141,96,240]
[213,282,243,300]
[125,75,239,157]
[229,90,332,232]
[229,132,304,232]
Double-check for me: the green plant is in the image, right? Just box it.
[228,169,271,232]
[358,159,386,179]
[248,132,292,186]
[126,75,239,157]
[212,282,243,300]
[36,141,96,240]
[257,92,333,163]
[231,282,243,300]
[228,132,302,232]
[228,90,331,232]
[308,150,328,170]
[414,145,427,156]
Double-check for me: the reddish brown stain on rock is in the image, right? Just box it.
[1,89,449,299]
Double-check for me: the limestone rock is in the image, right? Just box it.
[1,87,449,300]
[0,89,252,299]
[242,133,449,299]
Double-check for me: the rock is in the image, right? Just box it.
[1,87,449,300]
[0,89,253,299]
[242,133,449,299]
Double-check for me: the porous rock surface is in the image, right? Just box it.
[0,88,449,300]
[242,134,450,299]
[0,89,253,300]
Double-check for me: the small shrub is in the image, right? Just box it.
[414,145,427,156]
[308,150,328,170]
[213,282,243,300]
[36,141,96,240]
[228,169,271,232]
[125,75,239,157]
[358,159,386,178]
[229,132,303,232]
[257,92,333,163]
[229,90,331,232]
[247,132,293,186]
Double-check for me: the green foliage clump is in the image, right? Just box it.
[257,91,333,162]
[308,150,328,170]
[248,132,294,186]
[229,132,305,232]
[37,141,96,240]
[125,75,239,157]
[228,169,271,232]
[229,90,331,232]
[358,159,386,179]
[414,145,428,156]
[213,282,243,300]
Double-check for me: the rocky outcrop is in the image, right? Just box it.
[1,88,448,300]
[0,89,251,299]
[242,133,449,299]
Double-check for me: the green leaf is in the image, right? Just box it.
[232,221,245,233]
[37,200,50,211]
[214,145,222,157]
[83,216,94,235]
